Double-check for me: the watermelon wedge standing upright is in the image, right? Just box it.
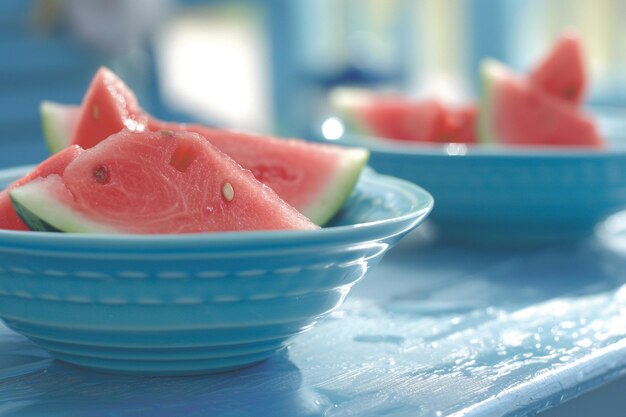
[69,68,149,150]
[529,30,587,105]
[478,59,602,147]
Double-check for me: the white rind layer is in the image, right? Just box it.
[478,59,511,145]
[40,101,81,154]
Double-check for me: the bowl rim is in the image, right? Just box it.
[332,134,626,158]
[0,166,433,250]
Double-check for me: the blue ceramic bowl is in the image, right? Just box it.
[0,166,432,375]
[325,109,626,245]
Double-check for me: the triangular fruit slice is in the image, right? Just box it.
[70,67,149,151]
[529,30,586,105]
[0,145,83,230]
[330,88,477,144]
[40,68,368,226]
[11,130,318,234]
[479,59,602,147]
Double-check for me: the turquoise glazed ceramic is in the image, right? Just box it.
[0,167,432,375]
[327,110,626,245]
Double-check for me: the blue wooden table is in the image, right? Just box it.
[1,225,625,416]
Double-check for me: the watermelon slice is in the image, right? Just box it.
[330,88,477,144]
[479,59,602,147]
[0,145,83,230]
[10,130,318,234]
[529,31,586,105]
[70,67,148,151]
[40,68,368,226]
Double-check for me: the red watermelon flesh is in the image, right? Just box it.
[529,31,586,105]
[153,120,364,215]
[438,104,477,144]
[10,131,318,234]
[0,145,83,230]
[70,67,148,150]
[331,89,477,144]
[480,60,602,147]
[356,97,444,142]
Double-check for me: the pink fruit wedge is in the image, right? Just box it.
[10,130,318,234]
[529,30,587,105]
[479,59,602,147]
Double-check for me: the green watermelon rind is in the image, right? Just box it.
[10,196,63,233]
[477,58,509,144]
[305,148,369,226]
[40,101,80,154]
[9,178,120,234]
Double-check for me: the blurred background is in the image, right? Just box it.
[2,0,626,167]
[2,1,626,415]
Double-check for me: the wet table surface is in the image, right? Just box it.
[1,222,626,417]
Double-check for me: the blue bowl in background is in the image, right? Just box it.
[0,166,432,375]
[325,109,626,245]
